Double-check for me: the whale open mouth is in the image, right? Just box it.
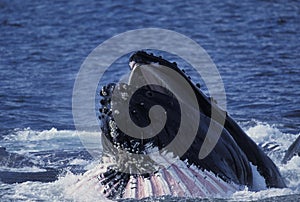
[95,51,286,199]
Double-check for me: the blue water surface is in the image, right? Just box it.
[1,0,299,134]
[0,0,299,201]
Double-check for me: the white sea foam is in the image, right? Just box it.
[231,187,297,201]
[244,121,300,188]
[69,158,90,166]
[280,155,300,188]
[1,162,111,202]
[243,120,299,150]
[249,163,267,191]
[1,121,299,201]
[230,121,300,200]
[1,172,110,202]
[0,166,47,172]
[4,127,100,142]
[2,128,102,156]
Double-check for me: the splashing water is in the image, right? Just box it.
[0,121,299,201]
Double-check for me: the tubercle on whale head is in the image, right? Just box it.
[127,51,206,108]
[129,51,179,72]
[128,51,214,111]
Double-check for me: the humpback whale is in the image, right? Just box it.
[71,51,294,200]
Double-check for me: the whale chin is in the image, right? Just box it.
[71,51,286,200]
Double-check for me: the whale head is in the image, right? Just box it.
[96,51,286,199]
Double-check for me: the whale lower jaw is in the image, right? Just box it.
[123,161,241,199]
[70,156,241,200]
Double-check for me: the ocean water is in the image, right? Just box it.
[0,0,299,201]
